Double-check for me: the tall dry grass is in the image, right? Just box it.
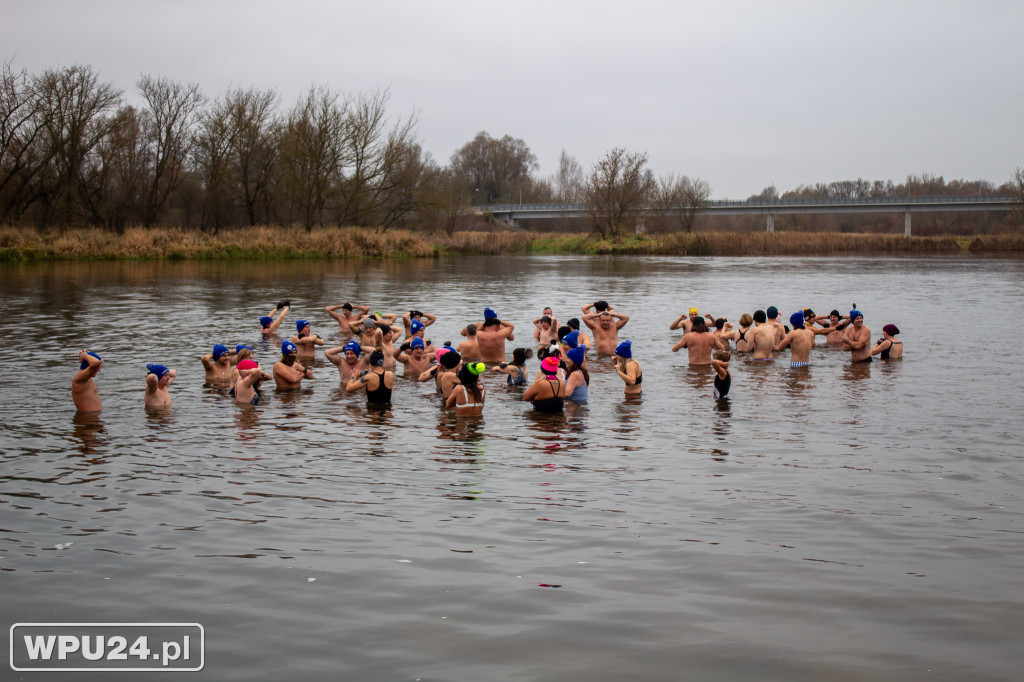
[2,225,1022,261]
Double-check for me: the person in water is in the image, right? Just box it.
[232,359,270,405]
[492,347,533,386]
[446,362,487,415]
[259,301,290,338]
[73,350,103,413]
[395,337,432,379]
[812,309,850,344]
[871,324,904,359]
[563,344,589,403]
[523,355,566,412]
[566,317,592,351]
[533,307,558,343]
[712,350,731,399]
[720,313,754,352]
[201,344,234,384]
[750,310,776,361]
[324,339,365,382]
[144,363,177,408]
[422,347,463,400]
[325,302,370,331]
[533,314,559,351]
[463,313,515,364]
[457,324,482,361]
[842,309,872,363]
[671,316,725,365]
[583,306,630,355]
[403,309,437,339]
[345,350,393,405]
[669,307,701,333]
[291,319,325,362]
[775,311,816,368]
[274,339,313,390]
[613,340,643,395]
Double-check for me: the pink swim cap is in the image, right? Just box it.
[436,346,451,362]
[541,356,560,375]
[237,359,259,371]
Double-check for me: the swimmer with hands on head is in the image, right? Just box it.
[73,350,103,413]
[144,363,177,408]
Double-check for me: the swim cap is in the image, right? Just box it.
[790,311,805,329]
[803,308,815,319]
[883,324,900,336]
[435,347,450,362]
[79,351,101,370]
[440,349,462,369]
[369,350,385,366]
[213,344,229,360]
[344,340,361,355]
[540,315,552,325]
[411,337,425,350]
[566,345,586,366]
[563,330,579,348]
[541,356,560,375]
[689,307,698,316]
[467,361,485,376]
[363,317,375,329]
[753,310,767,324]
[849,309,863,320]
[236,344,252,355]
[410,320,425,334]
[766,306,778,319]
[614,340,632,358]
[281,340,297,355]
[296,319,309,333]
[484,307,497,320]
[567,317,580,330]
[237,359,259,371]
[146,363,170,380]
[259,316,273,327]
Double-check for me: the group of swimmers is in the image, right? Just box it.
[70,299,902,414]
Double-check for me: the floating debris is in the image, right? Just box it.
[53,542,73,550]
[537,583,562,588]
[307,577,316,583]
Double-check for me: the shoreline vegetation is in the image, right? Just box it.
[1,226,1023,262]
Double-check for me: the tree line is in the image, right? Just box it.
[2,60,1019,237]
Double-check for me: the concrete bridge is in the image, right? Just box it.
[477,195,1017,235]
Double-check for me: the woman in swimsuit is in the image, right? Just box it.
[523,356,566,412]
[446,362,487,416]
[422,347,462,400]
[346,350,394,405]
[614,340,643,396]
[492,347,532,386]
[563,345,589,403]
[724,313,755,352]
[232,359,269,406]
[871,324,904,359]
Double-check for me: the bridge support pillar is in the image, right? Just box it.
[904,211,911,237]
[766,213,774,233]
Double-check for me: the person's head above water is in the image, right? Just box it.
[410,320,425,335]
[614,340,632,359]
[281,340,297,356]
[753,310,767,324]
[213,344,229,361]
[566,345,586,366]
[790,311,805,329]
[541,356,560,375]
[882,324,900,336]
[80,351,102,370]
[260,316,274,329]
[296,319,310,334]
[511,347,533,366]
[766,306,779,320]
[484,307,497,320]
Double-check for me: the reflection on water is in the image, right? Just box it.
[2,255,1024,681]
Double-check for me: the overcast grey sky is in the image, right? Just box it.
[4,0,1022,198]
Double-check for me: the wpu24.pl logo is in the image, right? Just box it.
[10,623,204,672]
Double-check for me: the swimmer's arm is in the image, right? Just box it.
[490,364,515,375]
[714,335,727,351]
[268,306,289,332]
[669,314,686,330]
[848,328,870,350]
[325,305,344,322]
[345,373,369,393]
[612,312,630,329]
[775,333,792,351]
[581,313,599,330]
[870,338,891,356]
[324,347,343,365]
[581,302,595,314]
[711,359,729,379]
[419,366,439,381]
[145,373,159,395]
[421,313,437,326]
[617,363,638,385]
[353,304,371,315]
[200,353,215,370]
[671,335,687,352]
[522,382,541,402]
[239,369,261,388]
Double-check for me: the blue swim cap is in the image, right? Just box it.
[281,340,297,355]
[849,309,863,320]
[789,312,805,329]
[213,344,229,360]
[259,316,273,328]
[563,330,579,348]
[410,320,425,334]
[79,351,101,370]
[567,344,586,365]
[767,306,779,319]
[484,307,497,320]
[344,340,361,355]
[146,363,169,380]
[296,319,309,333]
[615,340,632,358]
[236,344,252,355]
[411,337,425,350]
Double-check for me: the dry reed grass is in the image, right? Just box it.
[2,225,1022,261]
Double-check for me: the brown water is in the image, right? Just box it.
[1,255,1022,681]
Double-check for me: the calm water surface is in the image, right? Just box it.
[1,255,1022,681]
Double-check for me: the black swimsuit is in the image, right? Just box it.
[714,372,731,399]
[531,379,564,412]
[366,374,392,404]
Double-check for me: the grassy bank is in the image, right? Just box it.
[1,225,1022,261]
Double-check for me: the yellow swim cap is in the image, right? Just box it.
[467,362,485,376]
[689,307,699,315]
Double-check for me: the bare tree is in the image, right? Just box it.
[278,85,345,230]
[194,96,237,233]
[137,75,204,226]
[0,59,50,222]
[449,130,538,205]
[583,147,654,239]
[225,86,280,226]
[552,149,584,203]
[84,104,147,230]
[1011,167,1024,224]
[35,64,123,227]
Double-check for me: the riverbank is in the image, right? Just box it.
[1,225,1022,261]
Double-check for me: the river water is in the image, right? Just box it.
[1,255,1022,681]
